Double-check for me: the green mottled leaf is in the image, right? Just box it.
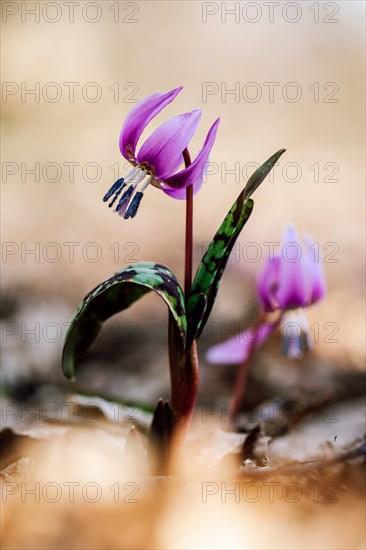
[243,148,286,202]
[187,200,254,345]
[62,262,186,379]
[187,148,286,345]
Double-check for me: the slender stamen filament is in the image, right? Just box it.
[124,166,140,185]
[130,168,148,187]
[139,175,153,192]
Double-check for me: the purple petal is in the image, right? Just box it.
[160,165,205,199]
[257,256,281,312]
[137,110,202,179]
[276,225,311,309]
[205,322,275,365]
[161,118,220,198]
[119,87,183,161]
[303,235,327,303]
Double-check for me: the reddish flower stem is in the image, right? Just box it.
[183,148,193,298]
[228,311,266,424]
[168,148,199,438]
[228,311,283,425]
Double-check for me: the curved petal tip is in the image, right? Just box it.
[119,87,183,161]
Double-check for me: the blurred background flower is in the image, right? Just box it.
[206,224,327,368]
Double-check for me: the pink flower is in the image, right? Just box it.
[206,225,326,363]
[103,87,220,219]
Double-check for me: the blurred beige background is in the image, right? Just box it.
[1,0,365,363]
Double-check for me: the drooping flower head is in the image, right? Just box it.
[257,225,326,313]
[103,87,220,219]
[206,225,326,364]
[257,225,326,357]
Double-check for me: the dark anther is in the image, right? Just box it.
[125,192,144,219]
[103,178,124,202]
[109,184,126,208]
[116,185,134,211]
